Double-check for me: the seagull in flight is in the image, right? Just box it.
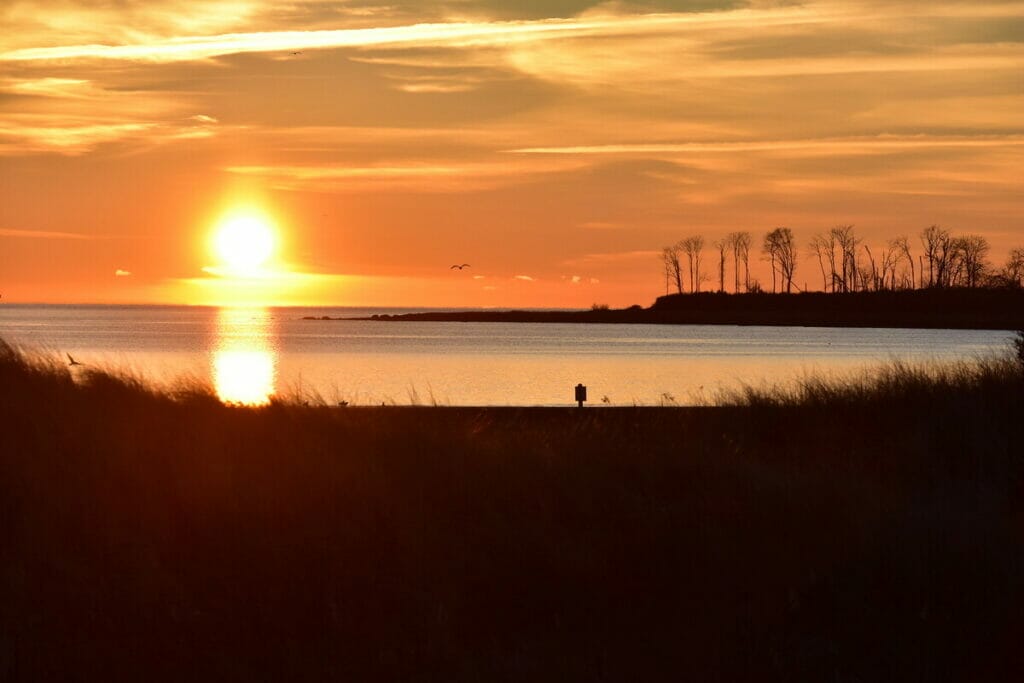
[450,263,471,270]
[67,353,83,366]
[290,51,303,55]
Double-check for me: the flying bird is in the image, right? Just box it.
[290,51,303,55]
[67,353,82,366]
[450,264,471,270]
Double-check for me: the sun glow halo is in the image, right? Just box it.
[213,214,276,275]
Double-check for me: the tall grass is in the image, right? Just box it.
[722,356,1023,408]
[1,339,1022,681]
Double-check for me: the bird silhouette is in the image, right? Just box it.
[290,51,302,55]
[450,264,471,270]
[67,353,82,366]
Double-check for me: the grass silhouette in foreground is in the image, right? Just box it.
[1,338,1023,681]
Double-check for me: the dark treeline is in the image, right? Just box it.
[649,288,1024,330]
[361,289,1024,330]
[663,225,1024,295]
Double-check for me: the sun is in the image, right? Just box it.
[212,213,276,275]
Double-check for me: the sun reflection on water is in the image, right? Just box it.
[213,307,277,405]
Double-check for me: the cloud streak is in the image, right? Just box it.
[0,14,693,63]
[0,228,108,240]
[510,135,1024,156]
[19,2,1020,65]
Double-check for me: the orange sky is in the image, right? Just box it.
[1,0,1022,307]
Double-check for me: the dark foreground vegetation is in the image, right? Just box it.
[2,339,1024,681]
[337,287,1024,329]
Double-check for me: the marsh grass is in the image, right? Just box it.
[1,339,1023,681]
[721,356,1023,408]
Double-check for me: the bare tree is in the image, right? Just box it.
[763,227,797,293]
[728,232,741,292]
[956,234,990,288]
[662,245,683,294]
[734,232,752,292]
[831,225,860,292]
[776,228,798,293]
[1002,247,1024,288]
[890,235,915,290]
[863,244,879,291]
[714,238,728,293]
[920,225,951,288]
[762,233,777,293]
[726,231,751,293]
[808,233,831,292]
[946,238,968,287]
[679,236,706,293]
[879,241,900,290]
[863,242,899,291]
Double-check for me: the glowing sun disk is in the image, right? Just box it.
[213,214,276,273]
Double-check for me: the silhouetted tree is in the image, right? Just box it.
[662,245,683,294]
[863,244,879,291]
[1002,248,1024,288]
[714,238,728,293]
[763,227,797,293]
[879,241,900,290]
[732,231,753,292]
[726,233,740,292]
[921,225,952,288]
[808,233,833,292]
[863,242,899,291]
[957,234,990,288]
[679,236,705,293]
[832,225,860,292]
[660,225,1005,296]
[890,235,915,290]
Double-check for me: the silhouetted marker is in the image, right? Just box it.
[575,383,587,408]
[67,353,82,366]
[450,264,471,270]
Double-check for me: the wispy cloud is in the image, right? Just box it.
[513,274,535,281]
[2,77,92,98]
[0,115,219,155]
[115,269,132,277]
[0,0,261,51]
[0,121,158,154]
[0,15,678,63]
[0,228,107,239]
[564,250,662,267]
[16,3,985,65]
[224,159,586,191]
[510,135,1024,157]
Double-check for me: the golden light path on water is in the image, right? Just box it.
[212,307,277,405]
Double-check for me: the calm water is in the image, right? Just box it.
[0,304,1014,406]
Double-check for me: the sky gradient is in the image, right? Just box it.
[1,0,1022,306]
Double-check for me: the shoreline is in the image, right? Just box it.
[304,288,1024,330]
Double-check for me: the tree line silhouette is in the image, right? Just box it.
[663,225,1024,295]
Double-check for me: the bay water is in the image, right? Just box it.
[0,304,1014,406]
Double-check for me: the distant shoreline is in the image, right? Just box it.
[304,288,1024,331]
